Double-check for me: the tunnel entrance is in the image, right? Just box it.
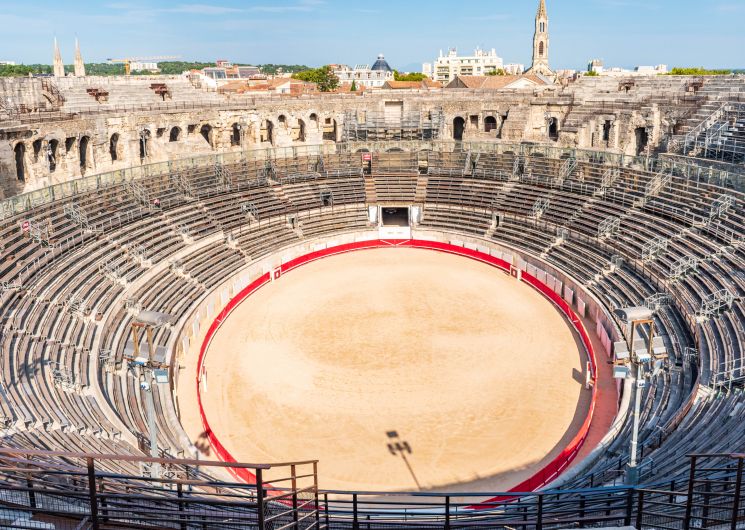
[381,207,410,227]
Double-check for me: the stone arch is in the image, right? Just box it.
[453,117,465,141]
[309,113,319,129]
[539,41,545,57]
[14,142,26,182]
[548,118,559,141]
[109,133,120,161]
[231,123,242,147]
[200,124,213,147]
[169,127,181,142]
[48,139,59,172]
[79,135,92,172]
[484,116,498,133]
[635,127,649,156]
[32,139,42,161]
[278,115,287,128]
[297,119,306,142]
[139,129,151,159]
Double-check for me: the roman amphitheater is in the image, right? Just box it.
[0,71,743,529]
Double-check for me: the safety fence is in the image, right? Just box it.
[0,448,742,529]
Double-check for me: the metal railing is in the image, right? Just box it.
[0,449,743,529]
[0,447,319,530]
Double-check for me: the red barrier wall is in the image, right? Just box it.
[195,240,597,496]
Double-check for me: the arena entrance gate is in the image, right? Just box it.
[378,206,412,239]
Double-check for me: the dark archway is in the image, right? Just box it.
[169,127,181,142]
[539,41,545,57]
[48,140,59,172]
[139,129,151,159]
[548,118,559,141]
[297,119,306,142]
[635,127,649,156]
[14,143,26,182]
[485,116,498,133]
[309,113,318,129]
[32,139,42,161]
[200,124,213,147]
[231,123,242,147]
[263,120,274,145]
[109,134,119,161]
[79,136,91,171]
[453,117,465,141]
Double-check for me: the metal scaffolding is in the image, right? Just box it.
[697,289,735,321]
[598,216,621,239]
[709,194,735,220]
[682,102,745,164]
[125,180,152,208]
[558,157,577,184]
[529,198,550,219]
[343,109,445,142]
[641,237,669,262]
[668,255,699,281]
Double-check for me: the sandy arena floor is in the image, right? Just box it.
[187,248,591,492]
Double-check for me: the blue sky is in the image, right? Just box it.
[1,0,743,71]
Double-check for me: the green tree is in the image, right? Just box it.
[393,70,427,82]
[584,70,599,76]
[668,67,732,76]
[292,65,339,92]
[486,68,506,76]
[350,80,357,92]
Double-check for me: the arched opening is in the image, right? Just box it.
[278,115,287,127]
[261,120,274,145]
[635,127,649,156]
[231,123,242,147]
[309,113,318,129]
[32,139,42,161]
[14,143,26,182]
[200,124,213,147]
[540,22,545,32]
[48,140,58,172]
[548,118,559,141]
[453,117,465,141]
[484,116,498,133]
[79,136,91,171]
[322,118,337,141]
[539,41,545,57]
[139,129,151,159]
[297,119,306,142]
[602,120,612,143]
[110,134,119,161]
[169,127,181,142]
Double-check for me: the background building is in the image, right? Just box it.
[334,54,394,89]
[423,47,505,83]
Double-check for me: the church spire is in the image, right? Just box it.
[537,0,547,18]
[526,0,553,77]
[74,38,86,77]
[53,38,65,78]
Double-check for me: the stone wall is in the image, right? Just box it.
[2,75,743,198]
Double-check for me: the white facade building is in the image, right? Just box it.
[0,61,16,66]
[333,54,394,89]
[587,60,668,77]
[423,47,507,83]
[130,61,160,73]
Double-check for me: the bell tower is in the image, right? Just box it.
[527,0,553,76]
